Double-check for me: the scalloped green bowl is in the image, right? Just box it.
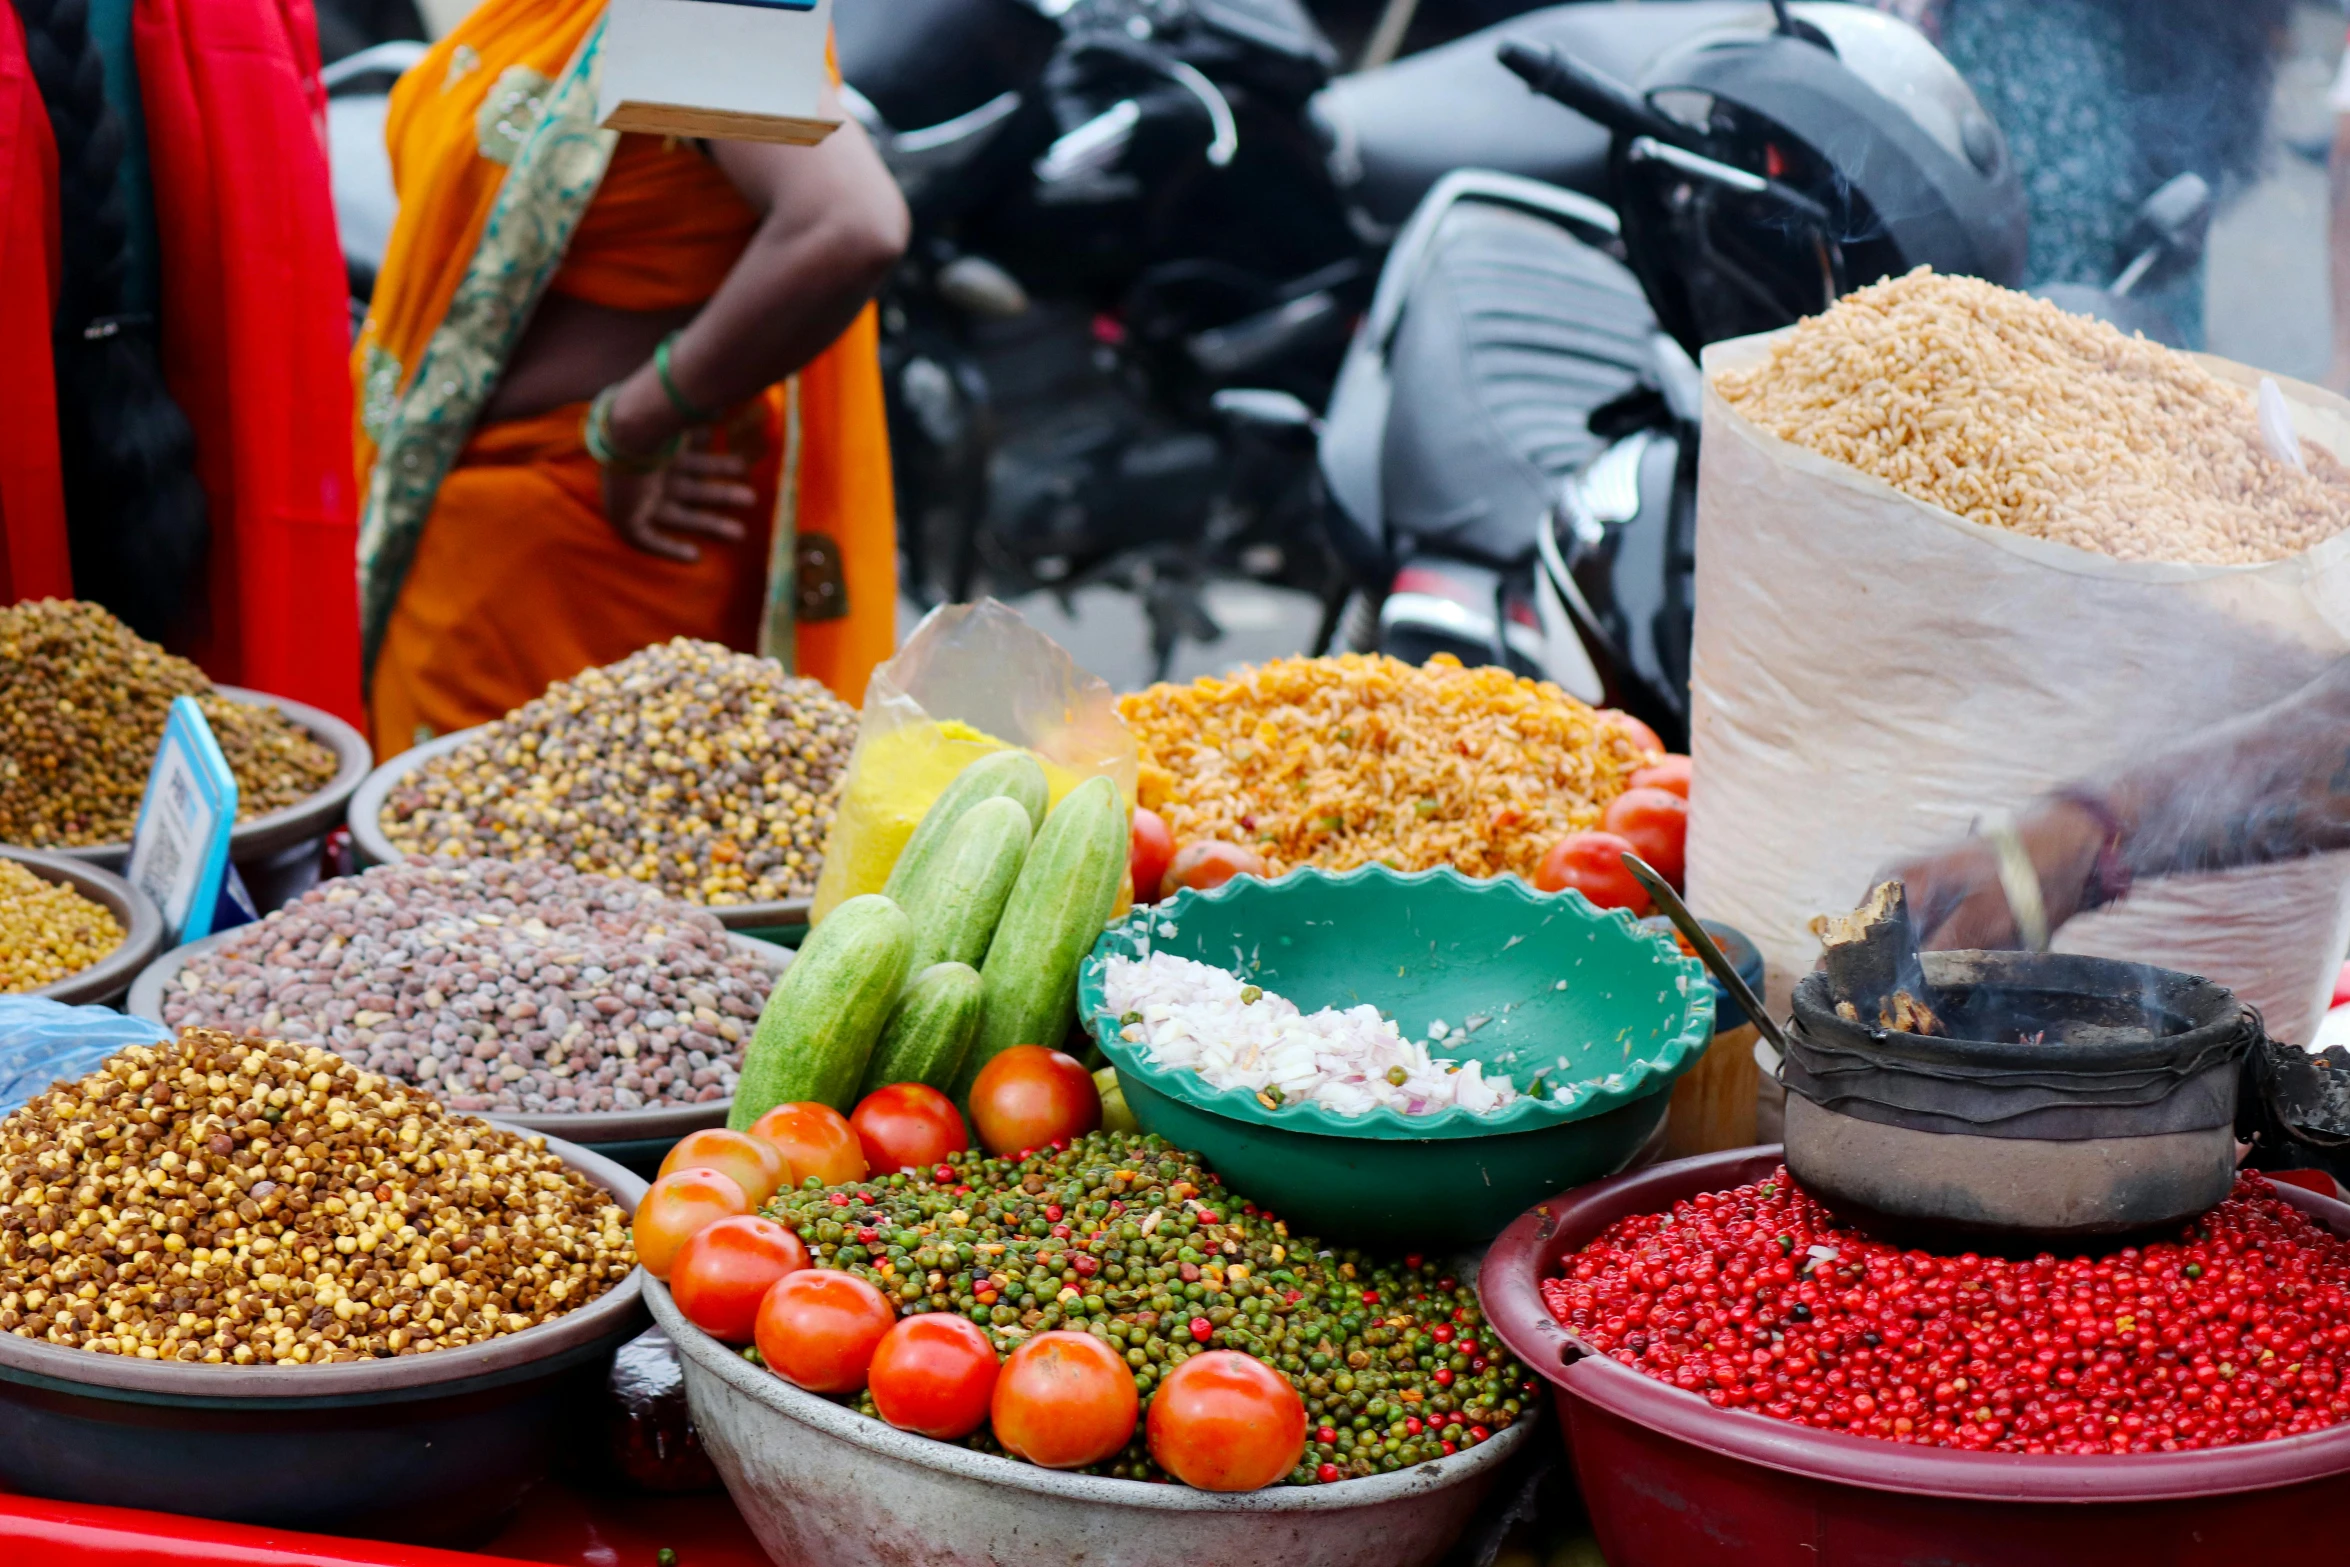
[1077,867,1714,1245]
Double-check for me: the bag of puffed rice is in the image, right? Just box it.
[1688,318,2350,1046]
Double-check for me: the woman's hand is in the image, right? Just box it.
[603,441,757,563]
[1876,798,2113,951]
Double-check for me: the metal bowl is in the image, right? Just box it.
[0,1128,648,1544]
[348,725,813,936]
[646,1277,1532,1567]
[1,849,163,1007]
[126,929,790,1172]
[1781,950,2256,1241]
[1079,867,1714,1245]
[16,688,372,912]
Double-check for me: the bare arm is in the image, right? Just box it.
[594,122,908,560]
[604,121,909,456]
[1885,659,2350,949]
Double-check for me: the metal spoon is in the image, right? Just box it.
[1620,852,1796,1060]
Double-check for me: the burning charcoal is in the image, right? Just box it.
[1812,881,1944,1036]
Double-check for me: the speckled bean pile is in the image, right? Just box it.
[380,639,856,906]
[161,860,783,1115]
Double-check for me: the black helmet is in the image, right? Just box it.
[1614,2,2027,351]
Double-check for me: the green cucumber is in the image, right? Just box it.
[956,775,1129,1101]
[899,794,1032,972]
[858,961,984,1098]
[730,893,914,1123]
[883,750,1049,905]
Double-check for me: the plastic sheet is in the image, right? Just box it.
[810,600,1135,921]
[0,997,170,1114]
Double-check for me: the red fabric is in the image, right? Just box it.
[0,3,69,603]
[136,0,361,724]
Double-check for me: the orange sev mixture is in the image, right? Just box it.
[1118,653,1655,881]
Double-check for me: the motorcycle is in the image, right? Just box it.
[1288,0,2035,746]
[843,0,1370,676]
[846,0,1852,677]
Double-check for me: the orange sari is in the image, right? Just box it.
[353,0,894,759]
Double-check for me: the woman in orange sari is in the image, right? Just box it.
[353,0,906,758]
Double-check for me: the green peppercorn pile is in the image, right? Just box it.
[756,1131,1530,1485]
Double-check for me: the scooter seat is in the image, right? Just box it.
[1313,1,1760,229]
[1380,198,1654,563]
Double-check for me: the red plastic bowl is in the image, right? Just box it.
[1480,1147,2350,1567]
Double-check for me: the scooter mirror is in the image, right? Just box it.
[2124,173,2213,265]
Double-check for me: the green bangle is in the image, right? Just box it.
[584,385,679,473]
[654,334,719,423]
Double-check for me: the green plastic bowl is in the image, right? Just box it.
[1077,867,1714,1246]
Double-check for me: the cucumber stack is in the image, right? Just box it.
[731,754,1128,1123]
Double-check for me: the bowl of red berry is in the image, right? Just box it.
[1481,1147,2350,1566]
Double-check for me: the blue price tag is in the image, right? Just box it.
[126,697,241,946]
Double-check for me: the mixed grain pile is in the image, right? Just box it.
[0,1030,634,1364]
[1713,269,2350,565]
[381,640,856,906]
[1119,653,1651,881]
[0,600,339,847]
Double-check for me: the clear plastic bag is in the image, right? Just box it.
[812,600,1137,921]
[0,998,171,1115]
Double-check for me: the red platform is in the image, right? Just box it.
[0,1481,772,1567]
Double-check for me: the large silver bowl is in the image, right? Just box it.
[0,1127,647,1543]
[1,848,164,1007]
[349,725,814,934]
[647,1277,1533,1567]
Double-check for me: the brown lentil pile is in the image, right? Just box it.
[0,861,125,993]
[381,639,856,906]
[761,1132,1531,1484]
[0,600,338,847]
[0,1029,634,1364]
[162,859,781,1114]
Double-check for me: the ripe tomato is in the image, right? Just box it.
[659,1128,791,1208]
[1599,709,1664,757]
[753,1268,898,1394]
[634,1167,750,1280]
[850,1083,970,1174]
[1601,785,1690,888]
[1159,841,1267,900]
[990,1329,1138,1468]
[747,1101,868,1188]
[1129,806,1176,906]
[1629,753,1691,800]
[1146,1350,1307,1491]
[868,1313,1000,1439]
[669,1215,810,1342]
[968,1045,1101,1157]
[1534,831,1650,914]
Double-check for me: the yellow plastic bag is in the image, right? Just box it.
[811,600,1137,921]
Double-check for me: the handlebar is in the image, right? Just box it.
[1496,38,1685,146]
